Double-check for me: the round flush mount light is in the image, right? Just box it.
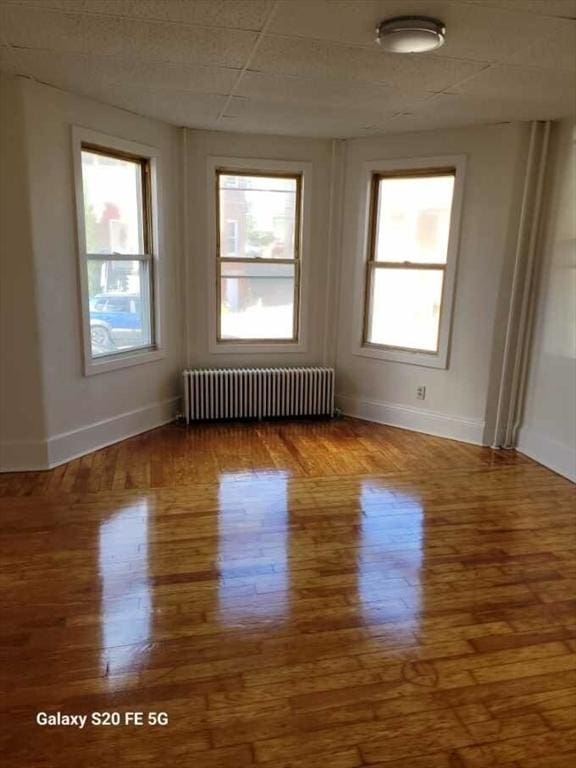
[375,16,446,53]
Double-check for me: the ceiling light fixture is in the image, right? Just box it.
[375,16,446,53]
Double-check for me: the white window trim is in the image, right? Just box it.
[207,156,311,354]
[353,154,467,369]
[72,127,164,376]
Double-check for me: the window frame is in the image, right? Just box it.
[207,157,311,354]
[72,127,164,376]
[355,155,466,369]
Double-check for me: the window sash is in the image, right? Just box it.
[217,260,301,343]
[363,262,446,354]
[363,169,454,354]
[215,169,302,344]
[81,142,153,259]
[216,169,302,261]
[88,258,155,357]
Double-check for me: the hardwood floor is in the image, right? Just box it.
[0,417,574,767]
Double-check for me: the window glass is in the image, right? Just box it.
[220,262,295,340]
[81,150,144,255]
[374,175,454,264]
[218,174,297,260]
[87,260,151,357]
[367,268,444,351]
[225,220,238,256]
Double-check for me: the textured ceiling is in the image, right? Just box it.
[0,0,574,137]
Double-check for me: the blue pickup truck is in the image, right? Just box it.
[90,293,143,353]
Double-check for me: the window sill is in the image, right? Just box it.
[84,347,164,376]
[354,343,448,369]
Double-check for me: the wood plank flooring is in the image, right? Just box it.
[0,417,574,767]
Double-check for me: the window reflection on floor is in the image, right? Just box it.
[359,480,423,639]
[218,471,289,624]
[98,500,151,685]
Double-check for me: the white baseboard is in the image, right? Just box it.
[337,393,486,446]
[0,397,179,472]
[517,425,576,482]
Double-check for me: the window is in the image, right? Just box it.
[75,132,160,374]
[362,165,462,366]
[216,170,301,343]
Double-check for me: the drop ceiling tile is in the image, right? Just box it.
[10,49,238,95]
[269,0,563,65]
[92,0,273,30]
[252,35,486,91]
[377,111,480,134]
[2,5,87,55]
[0,44,18,73]
[268,0,377,47]
[77,14,148,59]
[503,20,576,72]
[236,71,431,112]
[6,50,131,93]
[220,111,380,138]
[223,95,400,137]
[449,64,576,114]
[68,81,225,126]
[131,89,225,126]
[464,0,576,19]
[117,60,238,93]
[0,0,273,29]
[381,91,571,135]
[2,5,257,68]
[227,94,398,125]
[0,0,88,10]
[85,15,257,68]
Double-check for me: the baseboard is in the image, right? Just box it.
[0,397,179,472]
[337,393,486,446]
[517,425,576,482]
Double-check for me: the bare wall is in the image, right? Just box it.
[0,74,48,469]
[518,119,576,480]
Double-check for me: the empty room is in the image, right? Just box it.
[1,0,575,766]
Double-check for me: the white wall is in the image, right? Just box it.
[1,76,183,469]
[518,119,576,481]
[0,74,48,469]
[334,123,530,445]
[184,129,338,369]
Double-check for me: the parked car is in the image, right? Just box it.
[89,293,143,351]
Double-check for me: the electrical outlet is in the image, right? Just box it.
[416,386,426,400]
